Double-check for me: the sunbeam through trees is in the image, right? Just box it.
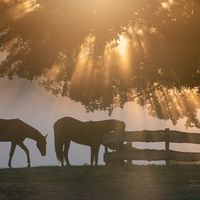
[0,0,200,127]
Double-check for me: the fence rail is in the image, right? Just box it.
[103,129,200,165]
[103,130,200,144]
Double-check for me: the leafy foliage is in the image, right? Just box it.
[0,0,200,127]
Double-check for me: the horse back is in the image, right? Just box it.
[53,117,125,146]
[54,117,103,145]
[0,119,27,142]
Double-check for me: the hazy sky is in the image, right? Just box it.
[0,77,199,168]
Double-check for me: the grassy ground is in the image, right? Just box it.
[0,165,200,200]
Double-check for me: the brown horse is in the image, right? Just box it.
[54,117,126,166]
[0,119,47,168]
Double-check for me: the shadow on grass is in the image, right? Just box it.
[0,165,200,200]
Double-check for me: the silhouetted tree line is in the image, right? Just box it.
[0,0,199,127]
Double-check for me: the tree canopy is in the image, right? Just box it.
[0,0,200,127]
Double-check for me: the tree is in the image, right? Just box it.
[0,0,200,127]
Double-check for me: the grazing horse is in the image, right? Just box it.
[54,117,126,166]
[0,119,47,168]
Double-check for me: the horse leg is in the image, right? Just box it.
[94,145,100,166]
[61,151,64,167]
[18,142,31,168]
[90,145,100,166]
[8,142,16,168]
[63,141,71,166]
[60,144,64,167]
[90,146,95,166]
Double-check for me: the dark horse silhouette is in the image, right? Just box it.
[0,119,47,168]
[54,117,126,166]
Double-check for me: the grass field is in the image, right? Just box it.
[1,165,200,200]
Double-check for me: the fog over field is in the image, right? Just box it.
[0,78,199,168]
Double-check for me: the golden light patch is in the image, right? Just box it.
[45,64,60,78]
[117,34,132,76]
[71,34,95,86]
[7,0,40,21]
[161,0,174,10]
[117,35,129,57]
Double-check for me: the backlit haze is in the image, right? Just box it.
[0,77,199,168]
[0,0,200,168]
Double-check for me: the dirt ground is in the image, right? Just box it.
[0,165,200,200]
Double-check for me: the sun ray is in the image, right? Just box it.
[116,34,132,75]
[7,0,40,21]
[71,33,95,88]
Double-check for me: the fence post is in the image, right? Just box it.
[104,146,108,165]
[165,128,170,166]
[126,142,132,164]
[105,146,108,154]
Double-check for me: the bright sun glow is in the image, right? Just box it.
[71,34,95,87]
[117,34,132,75]
[117,35,129,57]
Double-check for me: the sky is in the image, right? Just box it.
[0,77,199,168]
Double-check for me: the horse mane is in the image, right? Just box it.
[16,119,44,141]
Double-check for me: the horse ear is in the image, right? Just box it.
[44,134,48,138]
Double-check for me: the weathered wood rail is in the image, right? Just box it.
[102,129,200,165]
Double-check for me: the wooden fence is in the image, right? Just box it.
[102,129,200,165]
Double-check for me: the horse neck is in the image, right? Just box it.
[26,128,42,143]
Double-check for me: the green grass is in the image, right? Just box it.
[1,165,200,200]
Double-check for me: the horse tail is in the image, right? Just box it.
[54,123,64,163]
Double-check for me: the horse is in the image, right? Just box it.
[0,119,47,168]
[54,117,126,166]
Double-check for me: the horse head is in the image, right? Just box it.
[103,120,126,151]
[37,134,47,156]
[113,120,126,134]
